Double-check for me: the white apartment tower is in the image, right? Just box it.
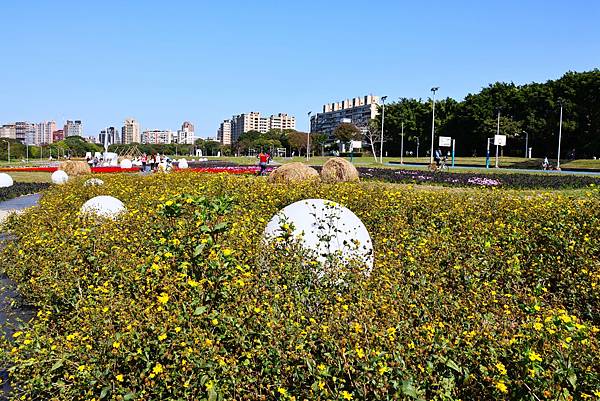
[64,120,83,137]
[176,121,195,144]
[142,129,174,144]
[310,95,380,137]
[221,112,296,143]
[217,120,232,145]
[122,118,141,144]
[35,121,56,145]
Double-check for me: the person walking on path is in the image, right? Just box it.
[257,151,269,176]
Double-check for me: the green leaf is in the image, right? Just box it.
[100,386,110,399]
[123,393,135,400]
[401,380,418,399]
[50,360,63,372]
[193,244,206,257]
[194,306,207,316]
[445,358,461,373]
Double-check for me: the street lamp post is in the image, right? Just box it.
[557,99,563,170]
[430,87,439,164]
[400,121,404,164]
[523,131,529,158]
[380,95,387,163]
[495,108,501,168]
[307,112,311,161]
[416,137,420,159]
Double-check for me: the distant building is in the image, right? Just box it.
[0,124,16,139]
[99,127,120,148]
[64,120,83,137]
[176,121,195,144]
[15,121,35,143]
[121,118,141,144]
[52,130,64,142]
[217,120,232,145]
[310,95,380,137]
[220,112,295,144]
[35,121,56,145]
[142,129,173,144]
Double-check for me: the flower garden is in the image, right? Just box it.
[0,171,599,400]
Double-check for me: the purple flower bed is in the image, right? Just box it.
[355,167,600,189]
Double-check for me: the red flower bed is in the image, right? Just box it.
[0,166,140,173]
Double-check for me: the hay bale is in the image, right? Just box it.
[320,157,359,183]
[59,160,91,176]
[268,163,320,183]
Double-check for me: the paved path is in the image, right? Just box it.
[1,194,40,398]
[386,162,600,176]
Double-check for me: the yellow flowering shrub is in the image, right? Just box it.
[1,172,599,400]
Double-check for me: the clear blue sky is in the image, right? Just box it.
[1,0,598,138]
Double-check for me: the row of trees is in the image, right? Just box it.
[374,70,600,158]
[0,136,102,161]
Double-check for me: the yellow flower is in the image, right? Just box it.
[341,390,353,400]
[113,341,120,349]
[277,387,287,396]
[222,248,233,257]
[528,351,542,362]
[495,362,507,376]
[158,333,167,341]
[152,363,163,374]
[533,322,543,331]
[116,374,124,382]
[211,318,219,326]
[157,292,169,304]
[495,380,508,394]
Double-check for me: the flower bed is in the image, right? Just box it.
[356,167,600,189]
[0,173,599,400]
[0,166,140,173]
[187,166,275,175]
[0,182,50,203]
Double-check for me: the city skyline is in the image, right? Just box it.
[1,1,598,138]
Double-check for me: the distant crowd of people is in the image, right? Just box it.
[86,153,173,172]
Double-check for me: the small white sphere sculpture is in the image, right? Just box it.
[80,196,126,219]
[264,199,374,274]
[51,170,69,185]
[120,159,133,169]
[0,173,14,188]
[84,178,104,187]
[178,158,189,169]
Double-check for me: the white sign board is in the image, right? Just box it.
[494,135,507,146]
[351,140,363,150]
[439,136,452,147]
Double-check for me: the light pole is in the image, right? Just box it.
[430,87,439,164]
[523,131,529,158]
[557,99,563,170]
[416,137,420,159]
[400,121,404,164]
[1,140,9,163]
[380,95,387,163]
[26,143,29,162]
[307,111,311,161]
[495,108,501,168]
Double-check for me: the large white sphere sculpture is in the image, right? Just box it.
[264,199,374,274]
[0,173,14,188]
[80,196,126,219]
[120,159,133,169]
[51,170,69,185]
[84,178,104,187]
[178,158,189,169]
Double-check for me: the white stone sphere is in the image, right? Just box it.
[120,159,133,169]
[0,173,14,188]
[264,199,373,274]
[178,158,189,169]
[80,196,126,219]
[84,178,104,187]
[51,170,69,185]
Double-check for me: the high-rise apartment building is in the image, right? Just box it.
[310,95,380,137]
[121,118,141,144]
[64,120,83,137]
[35,121,56,145]
[217,120,232,145]
[176,121,195,144]
[219,112,296,144]
[0,124,16,139]
[142,129,173,144]
[15,121,35,143]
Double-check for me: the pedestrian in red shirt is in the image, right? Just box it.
[257,151,269,176]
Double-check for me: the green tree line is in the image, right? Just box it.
[375,70,600,158]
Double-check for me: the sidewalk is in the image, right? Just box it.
[0,194,40,224]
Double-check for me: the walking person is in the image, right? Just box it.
[141,153,148,172]
[257,150,269,176]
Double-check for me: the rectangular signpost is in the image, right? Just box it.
[494,135,507,168]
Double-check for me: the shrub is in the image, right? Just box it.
[0,182,50,203]
[0,173,599,400]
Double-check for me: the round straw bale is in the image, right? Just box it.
[59,160,91,176]
[268,162,320,183]
[320,157,359,183]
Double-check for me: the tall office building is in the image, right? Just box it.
[64,120,83,137]
[35,121,56,145]
[0,124,16,139]
[99,127,120,148]
[141,129,173,144]
[121,118,141,144]
[220,112,296,144]
[310,95,380,137]
[217,120,232,145]
[176,121,195,144]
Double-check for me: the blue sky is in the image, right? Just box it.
[1,0,598,138]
